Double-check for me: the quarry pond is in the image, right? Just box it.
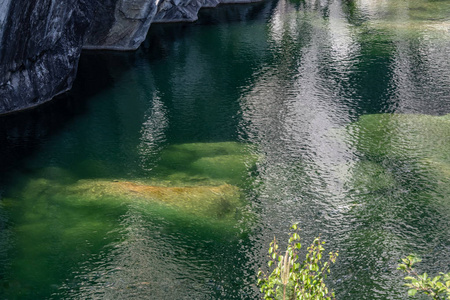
[1,0,450,298]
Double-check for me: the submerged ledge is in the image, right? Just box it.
[0,0,264,115]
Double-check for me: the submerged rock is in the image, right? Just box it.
[345,113,450,208]
[67,179,244,220]
[5,142,256,231]
[347,161,396,193]
[348,113,450,164]
[155,142,259,184]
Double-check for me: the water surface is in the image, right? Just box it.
[1,0,450,299]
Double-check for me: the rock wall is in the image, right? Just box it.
[153,0,220,23]
[0,0,88,114]
[83,0,159,50]
[0,0,263,114]
[153,0,262,23]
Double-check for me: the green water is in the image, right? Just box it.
[1,0,450,299]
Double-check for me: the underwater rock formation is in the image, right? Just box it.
[346,113,450,205]
[5,141,258,226]
[347,160,396,193]
[66,180,244,220]
[348,113,450,164]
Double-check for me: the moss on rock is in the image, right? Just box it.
[155,142,259,184]
[347,161,397,193]
[65,180,244,220]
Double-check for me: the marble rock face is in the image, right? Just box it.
[83,0,160,50]
[0,0,89,114]
[153,0,220,23]
[153,0,261,23]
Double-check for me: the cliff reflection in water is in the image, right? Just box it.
[1,0,450,299]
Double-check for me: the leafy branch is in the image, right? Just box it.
[257,224,338,300]
[398,254,450,299]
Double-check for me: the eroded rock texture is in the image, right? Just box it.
[153,0,262,23]
[84,0,262,49]
[154,0,220,23]
[83,0,159,50]
[0,0,88,114]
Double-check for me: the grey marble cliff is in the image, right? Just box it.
[84,0,261,50]
[153,0,262,23]
[154,0,220,23]
[0,0,88,114]
[0,0,263,114]
[83,0,159,50]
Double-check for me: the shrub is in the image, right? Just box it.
[398,254,450,299]
[257,224,338,300]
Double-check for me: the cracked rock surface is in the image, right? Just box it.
[0,0,88,114]
[83,0,160,50]
[153,0,262,23]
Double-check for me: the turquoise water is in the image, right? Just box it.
[1,0,450,299]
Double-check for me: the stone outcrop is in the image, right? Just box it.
[154,0,221,23]
[85,0,264,48]
[0,0,89,114]
[0,0,264,114]
[83,0,160,50]
[153,0,262,23]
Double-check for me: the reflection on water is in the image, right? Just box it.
[0,0,449,299]
[139,94,168,171]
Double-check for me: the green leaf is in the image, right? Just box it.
[408,289,417,296]
[432,275,441,283]
[257,224,338,300]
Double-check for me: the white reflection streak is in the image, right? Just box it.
[139,92,168,171]
[328,0,359,65]
[268,0,291,44]
[289,41,354,197]
[287,4,356,186]
[359,0,390,19]
[57,212,214,299]
[241,0,357,202]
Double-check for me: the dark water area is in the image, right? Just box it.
[1,0,450,299]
